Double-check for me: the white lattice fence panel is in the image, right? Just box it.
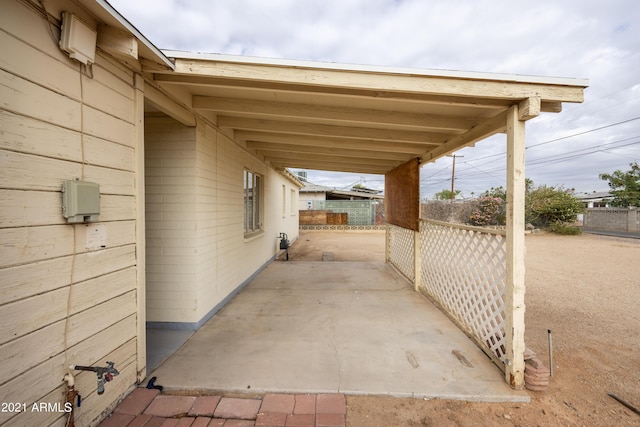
[388,224,415,281]
[419,219,507,366]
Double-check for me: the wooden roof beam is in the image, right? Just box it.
[145,84,196,126]
[265,158,393,174]
[156,74,513,109]
[541,101,562,113]
[235,131,431,154]
[168,59,586,103]
[219,116,450,144]
[248,141,413,161]
[259,150,399,167]
[193,96,476,131]
[155,73,579,110]
[519,97,540,121]
[421,110,508,163]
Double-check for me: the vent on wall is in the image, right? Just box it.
[59,12,97,65]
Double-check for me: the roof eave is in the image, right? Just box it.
[94,0,175,70]
[161,50,589,88]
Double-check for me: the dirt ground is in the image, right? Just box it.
[287,231,640,427]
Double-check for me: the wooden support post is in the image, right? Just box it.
[505,104,526,389]
[413,229,421,292]
[134,74,147,382]
[385,224,391,263]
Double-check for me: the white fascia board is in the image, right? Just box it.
[162,50,589,88]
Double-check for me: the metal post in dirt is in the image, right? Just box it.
[548,329,554,377]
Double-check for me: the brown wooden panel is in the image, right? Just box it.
[385,158,420,231]
[327,212,348,225]
[299,210,328,225]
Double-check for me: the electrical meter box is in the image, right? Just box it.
[59,12,97,65]
[62,180,100,223]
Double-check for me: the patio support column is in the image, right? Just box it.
[385,224,390,262]
[505,104,526,389]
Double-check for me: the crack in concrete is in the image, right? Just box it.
[326,316,342,390]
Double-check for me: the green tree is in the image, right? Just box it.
[526,185,584,227]
[481,179,533,202]
[599,162,640,207]
[434,189,462,200]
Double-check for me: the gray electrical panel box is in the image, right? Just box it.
[62,180,100,223]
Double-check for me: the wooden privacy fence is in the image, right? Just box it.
[388,219,508,370]
[299,210,348,225]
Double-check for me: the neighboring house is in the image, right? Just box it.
[576,191,614,208]
[299,181,383,210]
[299,182,384,226]
[0,1,587,425]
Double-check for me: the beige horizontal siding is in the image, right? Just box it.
[82,105,134,143]
[0,190,64,228]
[0,110,82,161]
[83,135,135,171]
[0,257,72,303]
[0,2,141,426]
[1,149,83,191]
[0,225,75,268]
[0,68,81,130]
[0,26,81,100]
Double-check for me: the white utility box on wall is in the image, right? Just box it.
[62,180,100,223]
[59,12,97,65]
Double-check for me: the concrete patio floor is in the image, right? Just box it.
[147,258,527,403]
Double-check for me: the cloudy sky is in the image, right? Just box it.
[109,0,640,198]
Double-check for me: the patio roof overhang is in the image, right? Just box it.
[145,51,588,174]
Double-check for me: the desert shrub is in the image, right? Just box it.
[548,222,582,235]
[526,185,584,227]
[472,181,582,228]
[469,196,504,226]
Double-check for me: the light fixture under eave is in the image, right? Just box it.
[59,12,97,65]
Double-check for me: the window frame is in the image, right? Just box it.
[243,169,263,236]
[290,188,297,216]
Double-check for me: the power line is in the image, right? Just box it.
[460,115,640,167]
[527,116,640,149]
[423,163,452,179]
[527,83,640,127]
[421,89,640,194]
[452,138,640,180]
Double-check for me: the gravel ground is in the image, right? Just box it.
[288,231,640,426]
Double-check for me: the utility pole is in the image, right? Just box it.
[448,154,463,200]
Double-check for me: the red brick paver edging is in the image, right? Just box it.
[100,389,346,427]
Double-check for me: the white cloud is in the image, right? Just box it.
[108,0,640,198]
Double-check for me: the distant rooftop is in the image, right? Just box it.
[300,181,384,200]
[575,191,613,201]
